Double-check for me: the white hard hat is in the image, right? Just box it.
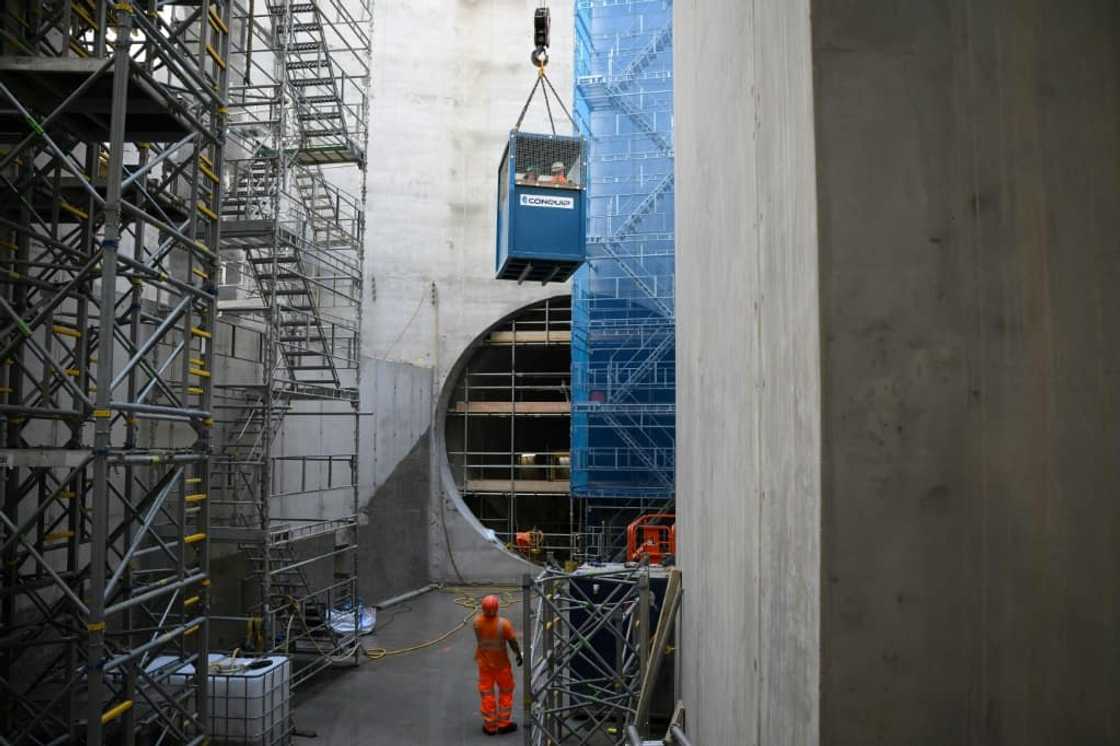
[551,161,565,171]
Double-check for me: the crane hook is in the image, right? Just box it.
[532,6,550,69]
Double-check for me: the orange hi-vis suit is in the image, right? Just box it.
[474,612,517,733]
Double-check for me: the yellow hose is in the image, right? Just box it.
[364,586,519,661]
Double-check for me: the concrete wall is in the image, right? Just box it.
[675,0,1120,744]
[357,359,433,601]
[361,0,574,583]
[363,0,574,372]
[813,2,1120,744]
[674,1,821,744]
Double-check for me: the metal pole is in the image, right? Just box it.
[521,573,531,746]
[668,724,693,746]
[509,320,516,538]
[86,6,133,742]
[638,568,651,732]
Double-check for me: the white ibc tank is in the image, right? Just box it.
[147,654,290,744]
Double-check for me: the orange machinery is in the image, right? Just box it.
[514,529,544,559]
[626,513,676,565]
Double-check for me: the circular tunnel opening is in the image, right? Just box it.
[443,296,575,563]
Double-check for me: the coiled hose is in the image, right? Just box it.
[364,586,520,661]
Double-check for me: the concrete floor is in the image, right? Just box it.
[292,588,525,745]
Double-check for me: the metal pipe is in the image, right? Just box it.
[105,573,207,617]
[373,583,437,610]
[0,511,89,616]
[668,725,693,746]
[100,616,206,673]
[103,468,183,598]
[121,132,196,188]
[110,295,192,391]
[109,401,211,420]
[626,724,643,746]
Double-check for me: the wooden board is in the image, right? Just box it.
[486,330,572,345]
[465,479,571,494]
[451,401,570,414]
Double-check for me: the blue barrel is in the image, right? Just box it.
[495,130,586,283]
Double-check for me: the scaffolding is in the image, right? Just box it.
[207,0,371,689]
[524,563,680,744]
[445,297,582,560]
[571,0,676,556]
[0,0,231,741]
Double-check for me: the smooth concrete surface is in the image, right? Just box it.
[358,431,431,603]
[675,2,821,744]
[361,0,577,583]
[676,1,1120,744]
[813,2,1120,744]
[360,359,432,500]
[292,588,525,745]
[363,0,573,371]
[358,359,431,604]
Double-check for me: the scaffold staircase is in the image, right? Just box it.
[268,0,364,165]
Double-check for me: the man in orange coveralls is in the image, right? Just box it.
[474,594,522,736]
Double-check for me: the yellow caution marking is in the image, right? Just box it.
[60,202,88,221]
[72,3,95,27]
[52,325,81,338]
[184,595,201,608]
[185,493,207,503]
[184,624,200,636]
[206,44,226,70]
[101,700,133,724]
[198,160,220,185]
[93,409,111,418]
[86,621,106,632]
[189,367,211,379]
[196,201,218,222]
[190,357,205,367]
[207,7,229,34]
[188,386,205,395]
[191,327,212,339]
[45,530,74,543]
[184,532,207,545]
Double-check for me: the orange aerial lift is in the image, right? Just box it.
[626,513,676,565]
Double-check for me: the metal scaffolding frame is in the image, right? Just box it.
[445,297,586,559]
[207,0,371,689]
[0,0,231,741]
[523,565,653,745]
[571,0,676,559]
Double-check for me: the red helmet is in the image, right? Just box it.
[481,595,500,616]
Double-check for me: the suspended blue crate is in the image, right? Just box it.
[495,131,587,283]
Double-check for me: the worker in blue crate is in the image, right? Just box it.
[549,161,568,186]
[474,594,522,736]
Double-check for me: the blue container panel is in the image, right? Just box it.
[495,132,588,283]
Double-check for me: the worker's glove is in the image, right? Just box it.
[516,653,524,667]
